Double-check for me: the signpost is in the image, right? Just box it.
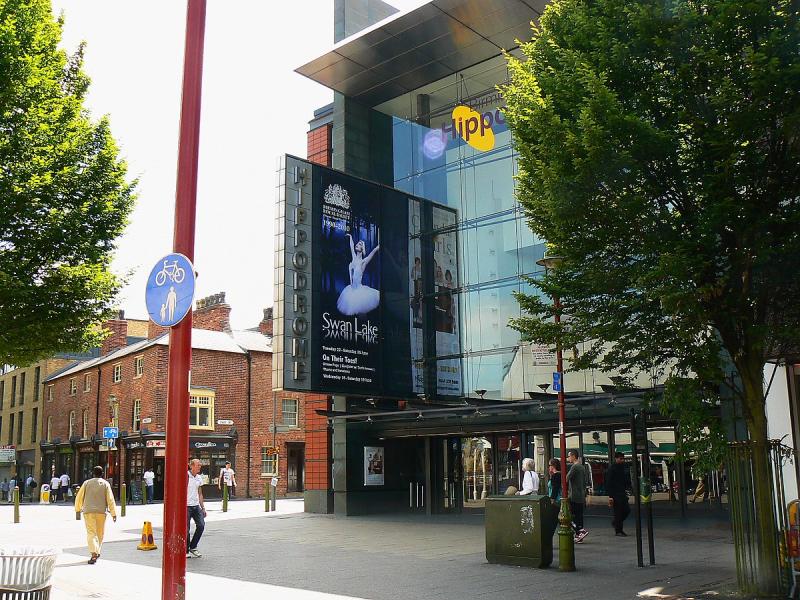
[159,2,206,598]
[145,253,196,328]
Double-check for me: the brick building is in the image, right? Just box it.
[41,295,311,500]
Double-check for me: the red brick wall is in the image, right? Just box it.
[192,303,231,332]
[304,394,331,491]
[307,124,332,167]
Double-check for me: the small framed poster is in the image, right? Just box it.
[364,446,384,486]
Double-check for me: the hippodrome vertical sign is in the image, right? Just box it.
[273,156,314,392]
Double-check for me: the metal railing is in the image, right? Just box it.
[727,440,795,598]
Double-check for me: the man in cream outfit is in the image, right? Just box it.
[74,466,117,564]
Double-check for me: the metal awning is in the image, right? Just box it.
[296,0,547,107]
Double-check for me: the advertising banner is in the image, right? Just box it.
[364,446,384,486]
[317,171,383,394]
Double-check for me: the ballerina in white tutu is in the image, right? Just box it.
[337,233,380,316]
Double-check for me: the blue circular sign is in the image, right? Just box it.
[144,253,196,327]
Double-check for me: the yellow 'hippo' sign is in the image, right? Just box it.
[450,105,497,151]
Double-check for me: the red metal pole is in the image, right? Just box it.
[162,2,206,600]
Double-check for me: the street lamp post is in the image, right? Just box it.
[536,255,575,572]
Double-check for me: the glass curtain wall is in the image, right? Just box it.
[385,56,547,402]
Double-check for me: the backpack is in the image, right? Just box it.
[29,480,37,489]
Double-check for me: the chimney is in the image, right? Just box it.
[259,307,273,336]
[147,320,169,340]
[193,292,231,332]
[101,311,128,356]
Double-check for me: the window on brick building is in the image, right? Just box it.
[10,376,16,407]
[189,390,214,430]
[282,398,299,427]
[69,378,77,396]
[31,407,38,443]
[47,385,53,402]
[132,399,141,432]
[134,356,144,378]
[16,412,22,445]
[8,413,14,444]
[82,409,89,439]
[69,410,76,438]
[19,372,25,405]
[112,364,122,383]
[0,380,4,410]
[84,373,91,392]
[46,416,52,442]
[261,447,279,476]
[34,366,40,401]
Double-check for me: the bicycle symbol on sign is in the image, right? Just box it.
[154,260,186,286]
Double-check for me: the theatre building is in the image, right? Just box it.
[41,295,309,500]
[279,0,725,517]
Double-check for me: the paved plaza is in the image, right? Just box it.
[0,499,739,600]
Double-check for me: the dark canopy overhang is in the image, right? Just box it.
[296,0,546,107]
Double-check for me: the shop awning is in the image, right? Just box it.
[296,0,547,107]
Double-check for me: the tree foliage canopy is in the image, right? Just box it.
[0,0,135,365]
[503,0,800,441]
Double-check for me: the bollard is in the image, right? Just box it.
[222,483,228,513]
[271,480,277,512]
[13,487,19,524]
[265,484,271,512]
[141,480,147,505]
[121,483,127,517]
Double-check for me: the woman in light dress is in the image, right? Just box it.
[336,233,380,316]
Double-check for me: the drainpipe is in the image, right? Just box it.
[246,352,252,498]
[95,366,102,468]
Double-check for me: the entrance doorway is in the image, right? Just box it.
[152,457,165,501]
[287,444,305,493]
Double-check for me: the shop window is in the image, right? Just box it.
[82,409,89,439]
[132,399,141,432]
[282,398,299,427]
[46,416,52,442]
[189,390,214,430]
[31,407,37,443]
[261,447,279,476]
[134,356,144,378]
[69,378,77,396]
[84,373,91,392]
[112,364,122,383]
[68,410,76,438]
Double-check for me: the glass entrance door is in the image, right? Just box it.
[462,437,493,510]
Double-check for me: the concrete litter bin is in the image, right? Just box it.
[485,495,559,568]
[0,547,59,599]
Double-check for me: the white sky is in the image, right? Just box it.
[51,0,425,330]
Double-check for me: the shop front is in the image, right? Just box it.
[189,437,235,499]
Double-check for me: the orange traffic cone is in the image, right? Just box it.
[137,521,157,551]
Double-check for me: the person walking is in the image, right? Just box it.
[606,451,630,536]
[516,458,540,496]
[49,473,61,503]
[74,466,117,564]
[25,475,35,501]
[143,468,155,503]
[187,458,207,558]
[7,477,15,503]
[60,472,71,502]
[547,459,562,505]
[219,461,236,499]
[0,479,8,503]
[567,450,588,543]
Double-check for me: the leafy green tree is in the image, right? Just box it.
[0,0,135,365]
[503,0,800,592]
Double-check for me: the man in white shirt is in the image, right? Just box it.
[186,458,207,558]
[7,477,16,503]
[218,461,236,499]
[49,474,60,503]
[60,472,71,502]
[143,468,155,504]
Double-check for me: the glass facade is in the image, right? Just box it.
[385,58,547,402]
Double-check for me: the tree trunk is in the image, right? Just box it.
[740,365,782,597]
